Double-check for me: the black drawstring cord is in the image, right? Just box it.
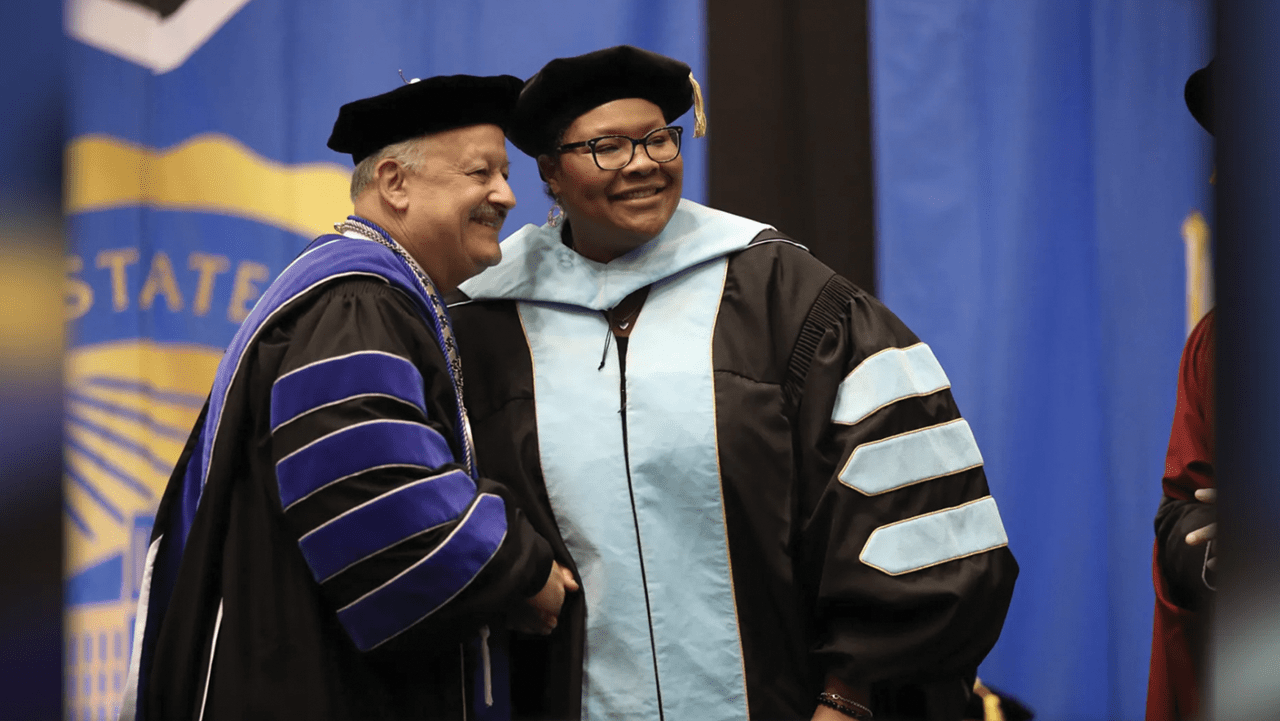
[598,323,613,370]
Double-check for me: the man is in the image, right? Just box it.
[119,74,577,721]
[1146,60,1217,721]
[451,46,1017,721]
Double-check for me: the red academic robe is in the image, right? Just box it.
[1146,310,1215,721]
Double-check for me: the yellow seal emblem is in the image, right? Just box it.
[64,340,221,721]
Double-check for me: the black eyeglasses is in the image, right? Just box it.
[555,126,683,171]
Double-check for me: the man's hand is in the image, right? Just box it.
[1185,488,1217,572]
[511,561,579,635]
[1185,488,1216,546]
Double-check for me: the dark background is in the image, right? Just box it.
[0,1,65,719]
[708,0,877,294]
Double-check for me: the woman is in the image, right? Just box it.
[451,45,1018,721]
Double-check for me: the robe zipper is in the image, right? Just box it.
[615,334,666,720]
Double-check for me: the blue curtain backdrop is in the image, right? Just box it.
[62,2,702,719]
[869,2,1212,719]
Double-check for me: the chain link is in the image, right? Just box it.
[334,218,478,478]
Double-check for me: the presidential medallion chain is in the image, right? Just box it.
[334,216,478,479]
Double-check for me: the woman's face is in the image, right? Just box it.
[543,98,683,261]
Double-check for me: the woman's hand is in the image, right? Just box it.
[511,561,579,634]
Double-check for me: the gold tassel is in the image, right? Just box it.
[1182,209,1213,335]
[689,72,707,138]
[973,679,1005,721]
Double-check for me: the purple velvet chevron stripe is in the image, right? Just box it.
[337,492,508,651]
[299,469,478,582]
[275,420,454,510]
[269,351,426,431]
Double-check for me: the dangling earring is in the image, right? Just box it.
[547,200,565,228]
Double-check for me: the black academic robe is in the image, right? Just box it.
[127,234,553,721]
[450,200,1019,721]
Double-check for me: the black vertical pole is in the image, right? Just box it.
[1210,3,1280,718]
[707,0,877,295]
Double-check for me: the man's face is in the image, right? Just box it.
[400,124,515,292]
[545,98,683,258]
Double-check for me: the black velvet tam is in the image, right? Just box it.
[507,45,694,157]
[1185,60,1213,136]
[327,74,524,164]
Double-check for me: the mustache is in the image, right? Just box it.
[470,203,508,225]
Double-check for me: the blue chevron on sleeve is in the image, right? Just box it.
[337,493,507,651]
[270,351,427,431]
[299,469,477,582]
[860,496,1009,575]
[831,343,951,426]
[838,418,984,495]
[275,420,455,510]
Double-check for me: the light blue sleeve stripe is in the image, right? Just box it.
[298,469,478,582]
[838,418,983,495]
[860,496,1009,575]
[831,343,951,426]
[270,351,426,431]
[337,492,507,651]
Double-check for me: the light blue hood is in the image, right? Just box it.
[458,199,771,308]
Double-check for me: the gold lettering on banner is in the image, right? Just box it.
[66,256,94,320]
[95,248,140,312]
[189,252,231,317]
[72,250,286,321]
[139,251,184,312]
[228,260,269,323]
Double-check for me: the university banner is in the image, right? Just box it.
[61,1,704,719]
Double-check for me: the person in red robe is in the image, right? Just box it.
[1147,307,1216,721]
[1146,61,1217,718]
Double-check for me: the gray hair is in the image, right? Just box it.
[349,136,427,201]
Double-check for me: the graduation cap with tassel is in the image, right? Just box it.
[507,44,707,159]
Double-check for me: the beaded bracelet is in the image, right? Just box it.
[817,691,873,720]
